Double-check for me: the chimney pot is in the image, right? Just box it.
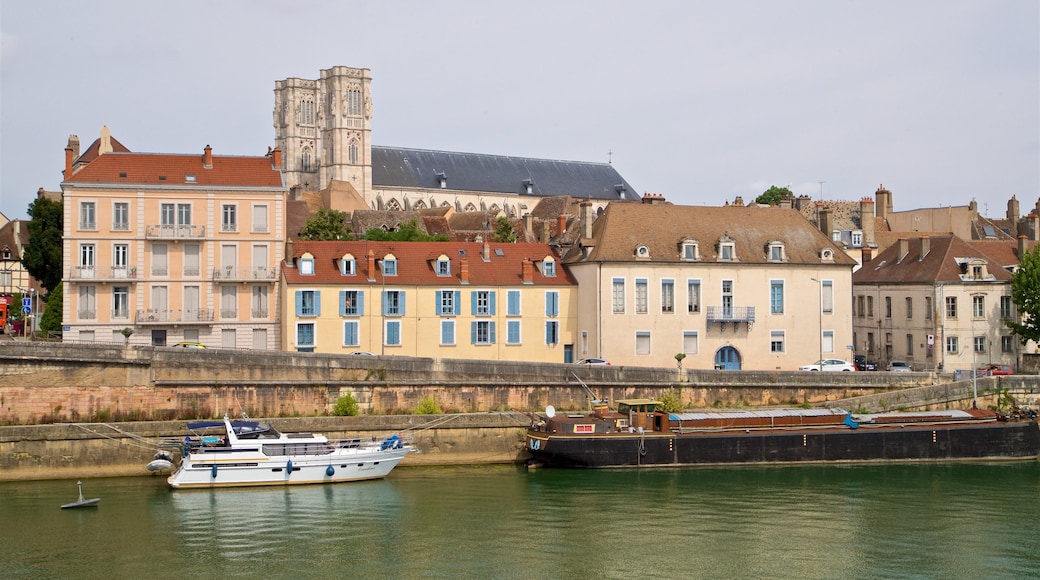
[272,147,282,169]
[203,145,213,168]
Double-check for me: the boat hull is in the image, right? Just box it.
[527,420,1040,468]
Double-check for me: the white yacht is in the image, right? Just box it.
[164,415,415,489]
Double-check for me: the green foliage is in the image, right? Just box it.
[656,389,684,413]
[298,208,352,241]
[22,196,64,292]
[414,394,443,415]
[38,284,63,333]
[361,218,448,242]
[492,216,517,243]
[755,185,794,206]
[332,393,360,416]
[1007,245,1040,344]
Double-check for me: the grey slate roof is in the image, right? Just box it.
[372,146,638,201]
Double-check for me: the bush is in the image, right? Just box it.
[332,393,359,416]
[415,395,442,415]
[657,389,684,413]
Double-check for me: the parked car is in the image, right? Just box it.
[575,358,611,366]
[348,351,376,356]
[977,363,1013,376]
[798,359,856,372]
[854,355,878,371]
[887,360,912,372]
[174,341,206,349]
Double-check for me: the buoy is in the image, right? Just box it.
[211,464,218,478]
[326,465,335,476]
[286,460,293,474]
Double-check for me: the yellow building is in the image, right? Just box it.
[60,128,286,348]
[281,240,578,362]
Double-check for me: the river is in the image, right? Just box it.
[2,462,1038,579]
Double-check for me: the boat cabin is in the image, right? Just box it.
[616,399,664,432]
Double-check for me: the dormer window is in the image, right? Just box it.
[436,255,451,276]
[820,248,834,262]
[767,241,785,262]
[542,257,557,277]
[681,240,699,261]
[851,231,863,247]
[2,247,10,260]
[381,255,398,276]
[299,253,315,275]
[185,174,196,183]
[717,235,736,262]
[635,244,650,259]
[523,179,534,194]
[339,254,356,276]
[435,172,447,189]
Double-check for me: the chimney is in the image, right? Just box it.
[99,125,112,155]
[367,250,376,282]
[1019,235,1028,261]
[733,196,745,207]
[521,258,534,284]
[284,239,294,264]
[203,145,213,169]
[862,246,873,263]
[641,193,666,205]
[1008,195,1020,237]
[581,201,595,239]
[860,197,876,247]
[919,236,930,261]
[819,205,833,238]
[794,195,812,211]
[557,214,567,238]
[459,258,469,284]
[875,184,891,219]
[272,147,282,169]
[64,146,74,181]
[779,197,792,209]
[523,213,533,238]
[897,238,908,262]
[68,135,80,159]
[1031,213,1040,241]
[482,242,491,262]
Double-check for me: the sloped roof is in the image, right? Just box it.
[63,151,284,188]
[371,146,638,201]
[853,235,1013,284]
[968,239,1038,268]
[564,203,856,266]
[285,241,576,287]
[0,219,28,258]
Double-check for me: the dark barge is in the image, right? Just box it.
[525,399,1040,468]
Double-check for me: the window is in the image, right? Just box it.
[437,290,459,316]
[945,336,958,354]
[349,141,359,165]
[722,280,734,316]
[80,202,96,230]
[720,244,734,261]
[542,259,556,277]
[340,257,355,276]
[382,257,397,276]
[545,321,559,345]
[1002,335,1014,353]
[113,244,128,269]
[507,290,521,316]
[383,290,405,316]
[160,203,175,226]
[78,243,95,269]
[385,321,401,346]
[885,296,892,318]
[301,98,314,124]
[906,334,914,356]
[822,330,834,353]
[177,204,191,226]
[974,336,986,353]
[688,280,701,313]
[469,290,494,316]
[78,286,96,319]
[296,290,319,317]
[301,149,312,172]
[661,280,674,313]
[857,295,864,318]
[770,331,785,353]
[906,297,913,319]
[222,205,237,232]
[300,256,314,275]
[436,258,451,276]
[441,320,455,345]
[945,296,957,318]
[152,244,168,276]
[507,320,521,344]
[612,278,625,314]
[821,281,833,314]
[340,290,363,316]
[220,285,237,318]
[343,321,360,346]
[113,202,129,230]
[683,331,698,354]
[851,231,863,247]
[113,287,129,319]
[867,296,874,318]
[184,244,200,276]
[768,243,784,262]
[635,331,651,355]
[972,295,985,318]
[1001,296,1012,319]
[770,281,784,314]
[635,279,648,314]
[252,204,268,233]
[471,320,496,345]
[296,323,315,350]
[867,332,875,353]
[682,242,698,261]
[545,291,559,317]
[925,297,932,320]
[251,285,268,318]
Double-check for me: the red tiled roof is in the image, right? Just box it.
[64,151,284,188]
[285,241,575,287]
[854,235,1014,284]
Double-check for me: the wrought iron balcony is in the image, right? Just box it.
[706,306,756,330]
[135,308,215,324]
[145,224,205,239]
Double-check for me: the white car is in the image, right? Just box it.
[799,359,856,372]
[575,358,611,366]
[887,360,912,372]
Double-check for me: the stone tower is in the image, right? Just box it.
[274,66,373,195]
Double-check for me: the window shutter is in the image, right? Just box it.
[471,291,478,316]
[471,321,478,344]
[295,291,302,316]
[489,291,496,315]
[489,321,496,344]
[382,290,388,316]
[339,291,347,316]
[400,292,406,315]
[454,291,461,315]
[313,292,321,316]
[357,292,365,316]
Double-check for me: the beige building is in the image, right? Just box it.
[560,199,857,370]
[853,235,1031,372]
[281,240,578,362]
[60,128,286,348]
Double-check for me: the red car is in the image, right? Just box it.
[977,364,1013,376]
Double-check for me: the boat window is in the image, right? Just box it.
[574,425,594,433]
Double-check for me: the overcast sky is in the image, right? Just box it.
[2,1,1037,220]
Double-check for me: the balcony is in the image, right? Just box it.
[212,266,279,282]
[70,267,139,282]
[135,308,215,325]
[145,224,205,240]
[706,306,756,331]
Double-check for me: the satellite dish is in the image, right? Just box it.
[545,405,556,418]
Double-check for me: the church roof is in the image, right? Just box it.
[371,146,638,201]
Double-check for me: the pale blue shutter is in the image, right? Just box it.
[453,291,461,315]
[357,292,365,316]
[489,291,497,315]
[295,291,303,316]
[339,291,347,316]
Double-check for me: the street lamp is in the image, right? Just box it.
[811,277,823,371]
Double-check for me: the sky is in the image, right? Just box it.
[1,1,1037,221]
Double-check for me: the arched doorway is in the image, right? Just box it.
[714,346,742,370]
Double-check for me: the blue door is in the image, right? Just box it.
[714,346,742,370]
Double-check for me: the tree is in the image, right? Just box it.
[755,185,794,206]
[38,283,63,334]
[361,218,448,242]
[22,196,64,292]
[298,208,352,240]
[1006,245,1040,344]
[491,216,517,243]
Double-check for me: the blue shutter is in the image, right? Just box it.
[435,292,442,315]
[471,291,478,315]
[382,291,388,316]
[489,291,496,315]
[339,291,347,316]
[508,290,520,316]
[454,290,461,315]
[471,321,478,344]
[314,292,321,316]
[400,292,406,315]
[295,291,303,316]
[546,321,552,344]
[489,321,496,344]
[442,320,454,344]
[357,292,365,316]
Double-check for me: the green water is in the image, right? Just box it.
[2,462,1038,579]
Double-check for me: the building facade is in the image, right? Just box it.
[281,240,578,362]
[561,200,857,370]
[60,129,286,348]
